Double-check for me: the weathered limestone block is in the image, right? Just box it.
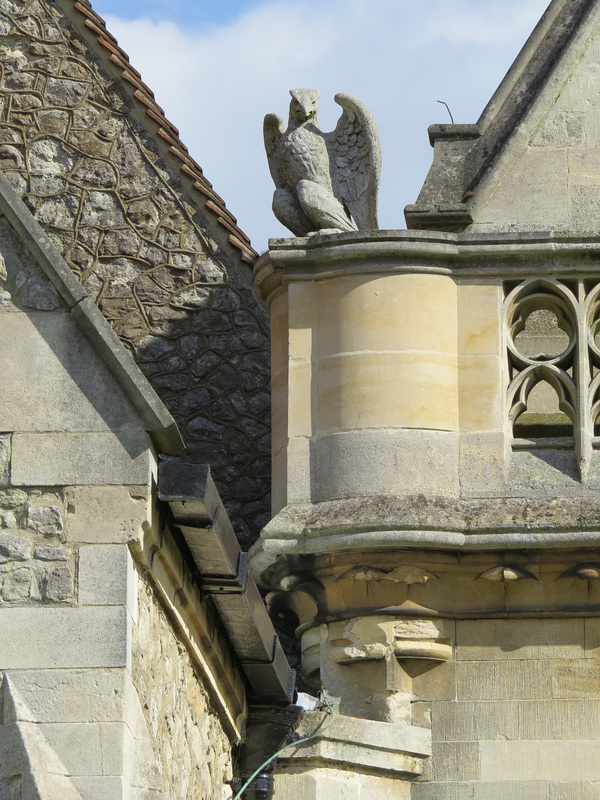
[412,782,550,800]
[0,607,129,670]
[63,485,151,545]
[0,489,27,508]
[44,564,73,602]
[1,568,33,602]
[273,711,429,799]
[78,545,137,617]
[0,533,31,561]
[11,432,154,486]
[33,546,67,562]
[25,506,62,537]
[480,740,600,781]
[0,309,142,434]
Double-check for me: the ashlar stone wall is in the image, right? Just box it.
[0,461,237,800]
[0,481,237,800]
[0,484,155,800]
[0,0,271,546]
[412,617,600,800]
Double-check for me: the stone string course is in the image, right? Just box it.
[132,577,234,800]
[0,0,271,546]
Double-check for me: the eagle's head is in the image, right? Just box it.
[289,88,319,124]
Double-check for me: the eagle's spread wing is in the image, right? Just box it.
[327,93,381,230]
[263,113,286,189]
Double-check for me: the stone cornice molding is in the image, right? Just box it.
[255,230,600,303]
[249,495,600,577]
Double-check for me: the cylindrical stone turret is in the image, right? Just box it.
[255,230,507,514]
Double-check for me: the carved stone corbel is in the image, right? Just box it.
[301,616,454,725]
[330,618,453,676]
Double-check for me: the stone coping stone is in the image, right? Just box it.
[0,170,182,454]
[263,495,600,537]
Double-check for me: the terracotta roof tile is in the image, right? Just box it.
[145,107,179,137]
[74,1,111,32]
[121,70,156,100]
[229,235,256,264]
[204,199,239,228]
[156,127,180,148]
[84,17,119,45]
[218,215,251,244]
[72,0,258,262]
[109,53,140,77]
[133,89,165,116]
[180,162,208,185]
[168,146,207,178]
[96,34,132,64]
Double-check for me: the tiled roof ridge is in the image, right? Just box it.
[72,0,258,264]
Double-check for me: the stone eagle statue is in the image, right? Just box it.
[264,89,381,236]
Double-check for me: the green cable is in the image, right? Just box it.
[232,689,335,800]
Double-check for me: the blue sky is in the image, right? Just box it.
[90,0,551,252]
[92,0,256,26]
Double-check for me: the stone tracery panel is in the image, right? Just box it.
[505,278,600,475]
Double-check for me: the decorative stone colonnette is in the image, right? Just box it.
[251,229,600,799]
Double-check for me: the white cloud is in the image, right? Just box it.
[105,0,550,251]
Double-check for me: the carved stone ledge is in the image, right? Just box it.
[275,710,431,782]
[393,638,453,666]
[249,497,600,575]
[560,563,600,581]
[478,565,537,583]
[340,565,437,584]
